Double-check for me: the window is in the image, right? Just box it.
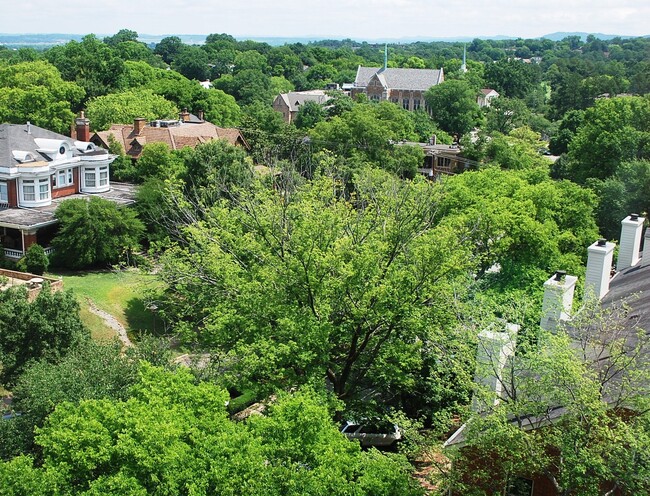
[99,166,108,186]
[39,179,49,200]
[56,168,73,188]
[22,180,35,201]
[0,182,7,202]
[413,99,420,110]
[85,171,96,188]
[402,99,410,110]
[391,97,399,104]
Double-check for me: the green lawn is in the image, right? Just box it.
[48,269,165,342]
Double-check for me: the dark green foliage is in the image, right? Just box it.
[17,244,49,275]
[0,285,88,386]
[51,197,145,269]
[0,341,138,459]
[424,79,483,137]
[294,100,325,129]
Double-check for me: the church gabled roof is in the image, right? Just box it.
[354,66,444,92]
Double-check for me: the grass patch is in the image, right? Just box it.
[48,269,164,338]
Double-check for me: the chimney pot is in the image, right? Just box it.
[597,238,607,247]
[631,213,639,221]
[554,270,566,281]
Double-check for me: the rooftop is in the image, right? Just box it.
[0,182,138,229]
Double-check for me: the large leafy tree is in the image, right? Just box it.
[45,34,126,100]
[157,171,475,414]
[566,96,650,183]
[51,197,145,269]
[0,285,87,386]
[86,88,178,131]
[0,365,423,495]
[0,341,138,459]
[424,79,483,137]
[0,60,84,134]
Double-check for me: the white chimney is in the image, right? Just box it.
[618,214,645,270]
[642,229,650,267]
[540,270,577,331]
[472,323,518,412]
[585,239,615,300]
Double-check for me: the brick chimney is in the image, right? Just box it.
[133,117,146,135]
[472,323,518,412]
[197,109,204,121]
[618,213,645,270]
[540,270,577,331]
[585,239,615,300]
[75,111,90,142]
[179,108,190,122]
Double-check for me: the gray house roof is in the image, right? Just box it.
[354,66,444,91]
[276,90,330,113]
[0,123,109,168]
[0,124,70,167]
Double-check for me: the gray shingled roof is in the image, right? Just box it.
[602,260,650,333]
[0,123,70,167]
[279,91,330,112]
[354,66,443,91]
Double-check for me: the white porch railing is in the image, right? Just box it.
[4,248,24,259]
[3,247,54,258]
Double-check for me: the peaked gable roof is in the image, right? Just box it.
[354,66,444,91]
[275,90,330,113]
[93,121,248,159]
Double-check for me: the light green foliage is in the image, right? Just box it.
[449,301,650,495]
[0,60,84,134]
[122,61,241,127]
[567,96,650,183]
[86,88,178,131]
[51,197,145,269]
[17,243,49,275]
[1,365,422,495]
[136,142,186,181]
[437,166,599,290]
[424,79,483,137]
[0,285,87,386]
[158,171,475,415]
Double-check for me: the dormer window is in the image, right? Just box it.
[12,151,36,163]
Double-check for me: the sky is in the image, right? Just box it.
[1,0,648,40]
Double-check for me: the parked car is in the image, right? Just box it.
[340,420,401,447]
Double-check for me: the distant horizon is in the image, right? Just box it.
[0,31,647,48]
[1,0,648,42]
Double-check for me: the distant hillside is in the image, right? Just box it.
[0,32,648,49]
[541,31,649,41]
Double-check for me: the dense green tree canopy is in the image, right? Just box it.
[424,80,483,137]
[86,88,178,131]
[0,365,423,495]
[51,197,145,269]
[0,60,84,134]
[157,171,475,415]
[0,286,87,386]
